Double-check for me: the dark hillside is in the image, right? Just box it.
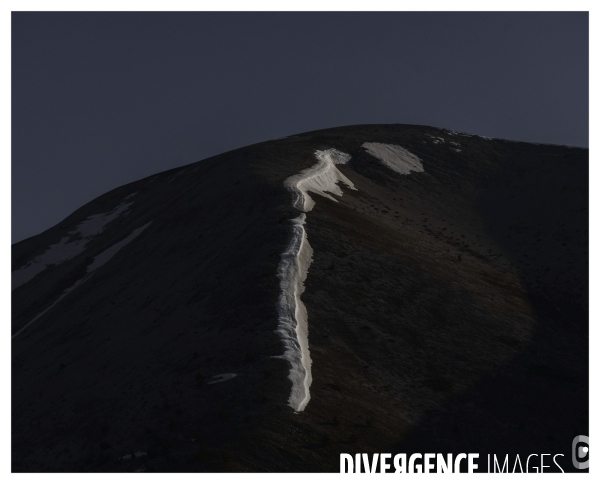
[12,124,587,471]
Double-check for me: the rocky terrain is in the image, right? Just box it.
[12,124,588,472]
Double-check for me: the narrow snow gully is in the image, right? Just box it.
[274,144,423,411]
[275,149,355,412]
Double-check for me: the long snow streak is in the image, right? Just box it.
[12,222,152,340]
[275,214,314,411]
[362,142,424,175]
[276,149,353,411]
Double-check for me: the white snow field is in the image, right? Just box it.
[361,142,424,175]
[12,222,152,339]
[276,149,354,412]
[12,196,136,290]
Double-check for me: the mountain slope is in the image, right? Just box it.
[12,124,588,472]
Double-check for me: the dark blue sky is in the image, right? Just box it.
[12,12,588,243]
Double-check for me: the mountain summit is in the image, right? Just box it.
[12,124,588,472]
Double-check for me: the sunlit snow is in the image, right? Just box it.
[276,149,354,412]
[284,149,356,212]
[275,213,313,411]
[361,142,424,175]
[278,144,424,412]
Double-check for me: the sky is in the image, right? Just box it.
[12,12,589,243]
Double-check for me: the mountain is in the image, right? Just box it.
[12,124,588,472]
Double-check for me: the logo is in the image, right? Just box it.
[572,435,589,470]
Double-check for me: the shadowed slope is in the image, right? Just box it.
[12,124,587,472]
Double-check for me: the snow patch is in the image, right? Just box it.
[87,223,151,272]
[207,373,238,384]
[12,196,136,290]
[12,222,152,339]
[75,201,133,237]
[426,134,445,144]
[12,237,88,290]
[362,142,424,175]
[284,149,356,212]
